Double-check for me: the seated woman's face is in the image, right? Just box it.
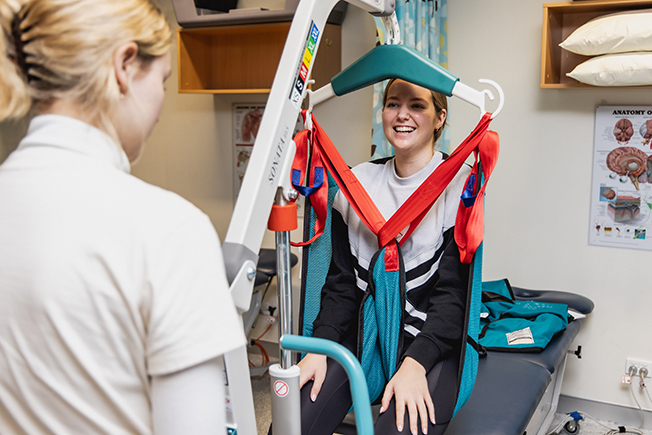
[382,80,444,157]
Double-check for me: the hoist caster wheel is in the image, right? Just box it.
[563,420,580,434]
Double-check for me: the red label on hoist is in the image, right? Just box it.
[299,63,309,81]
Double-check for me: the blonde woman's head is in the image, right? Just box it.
[0,0,172,134]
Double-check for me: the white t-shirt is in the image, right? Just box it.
[0,115,245,434]
[334,153,469,279]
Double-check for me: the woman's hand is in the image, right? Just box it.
[379,357,435,435]
[297,353,328,402]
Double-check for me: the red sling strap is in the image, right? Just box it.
[377,113,495,249]
[309,117,386,236]
[303,111,401,270]
[290,128,328,246]
[455,126,499,263]
[291,110,499,266]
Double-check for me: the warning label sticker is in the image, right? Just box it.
[274,380,289,397]
[506,327,535,345]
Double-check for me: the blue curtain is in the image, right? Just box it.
[371,0,449,160]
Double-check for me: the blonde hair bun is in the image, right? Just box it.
[0,0,172,122]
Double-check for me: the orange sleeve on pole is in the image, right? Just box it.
[268,203,298,232]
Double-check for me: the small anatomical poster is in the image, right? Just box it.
[233,104,265,202]
[589,105,652,250]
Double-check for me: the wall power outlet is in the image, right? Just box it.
[626,358,651,377]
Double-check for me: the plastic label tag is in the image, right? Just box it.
[506,327,534,345]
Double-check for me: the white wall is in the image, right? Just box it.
[132,1,374,244]
[447,0,652,412]
[0,118,28,164]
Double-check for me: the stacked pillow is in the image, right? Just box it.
[560,9,652,86]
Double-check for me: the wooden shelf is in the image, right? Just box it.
[177,22,341,94]
[541,0,652,88]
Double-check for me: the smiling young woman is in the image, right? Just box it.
[294,78,469,435]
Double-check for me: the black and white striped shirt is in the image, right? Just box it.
[312,152,470,372]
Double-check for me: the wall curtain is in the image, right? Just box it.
[371,0,449,160]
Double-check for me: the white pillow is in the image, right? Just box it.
[560,9,652,56]
[567,52,652,86]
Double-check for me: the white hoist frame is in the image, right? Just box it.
[222,4,396,434]
[219,1,504,433]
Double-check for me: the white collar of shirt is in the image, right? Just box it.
[19,114,131,174]
[390,151,443,187]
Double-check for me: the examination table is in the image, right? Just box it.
[445,286,594,435]
[336,285,594,435]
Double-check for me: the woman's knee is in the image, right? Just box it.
[299,357,354,435]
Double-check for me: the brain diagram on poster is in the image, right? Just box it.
[232,103,305,211]
[233,104,265,202]
[590,106,652,251]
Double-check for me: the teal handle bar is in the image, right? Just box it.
[279,335,374,435]
[331,44,459,97]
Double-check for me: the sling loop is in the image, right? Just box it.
[290,128,328,246]
[376,114,498,257]
[454,123,500,263]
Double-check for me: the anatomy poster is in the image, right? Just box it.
[589,106,652,250]
[233,104,264,202]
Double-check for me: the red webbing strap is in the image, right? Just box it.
[307,111,387,237]
[298,111,499,267]
[290,128,328,247]
[377,113,495,250]
[291,128,310,192]
[306,111,401,270]
[455,128,499,263]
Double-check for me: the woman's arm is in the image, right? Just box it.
[151,357,226,435]
[311,209,363,343]
[300,207,362,400]
[380,356,435,435]
[297,352,328,401]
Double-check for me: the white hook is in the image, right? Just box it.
[451,79,503,119]
[381,13,401,45]
[478,78,504,119]
[304,79,316,130]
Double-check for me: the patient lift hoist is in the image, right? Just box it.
[206,1,504,433]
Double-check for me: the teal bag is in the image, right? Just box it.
[479,279,570,352]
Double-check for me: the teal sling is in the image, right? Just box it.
[296,112,499,417]
[359,243,404,403]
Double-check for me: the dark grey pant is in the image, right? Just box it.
[295,354,460,435]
